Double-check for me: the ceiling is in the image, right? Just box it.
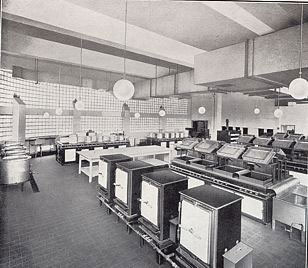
[65,0,308,51]
[2,0,308,103]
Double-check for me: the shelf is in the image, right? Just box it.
[80,166,99,177]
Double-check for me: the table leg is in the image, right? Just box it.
[272,219,276,230]
[78,156,82,174]
[301,231,306,243]
[89,161,93,183]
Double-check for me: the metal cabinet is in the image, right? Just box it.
[138,169,188,245]
[113,160,168,221]
[176,185,242,268]
[98,154,132,203]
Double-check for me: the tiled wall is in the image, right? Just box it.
[0,115,13,141]
[0,69,190,140]
[25,115,73,137]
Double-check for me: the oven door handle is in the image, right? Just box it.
[137,198,148,204]
[137,198,152,208]
[179,224,202,240]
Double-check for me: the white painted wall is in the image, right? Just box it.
[191,94,214,124]
[221,93,278,136]
[280,105,308,135]
[191,92,308,137]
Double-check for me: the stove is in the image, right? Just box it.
[273,132,288,139]
[252,136,273,147]
[113,159,168,221]
[176,185,242,268]
[237,135,255,145]
[138,169,188,246]
[170,142,295,223]
[288,139,308,173]
[98,154,133,204]
[286,133,305,141]
[194,140,223,155]
[175,138,199,151]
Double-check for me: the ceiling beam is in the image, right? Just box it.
[265,95,299,100]
[202,2,274,35]
[245,90,274,96]
[3,0,204,68]
[2,19,191,72]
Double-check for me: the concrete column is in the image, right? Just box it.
[121,103,131,136]
[12,95,26,142]
[72,100,81,133]
[211,93,222,140]
[159,116,166,132]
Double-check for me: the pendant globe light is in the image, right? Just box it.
[254,107,260,115]
[198,106,206,114]
[75,38,85,110]
[55,65,63,115]
[134,112,140,119]
[159,105,166,117]
[113,0,135,101]
[43,112,50,119]
[274,88,283,118]
[289,4,308,100]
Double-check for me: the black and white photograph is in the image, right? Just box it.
[0,0,307,267]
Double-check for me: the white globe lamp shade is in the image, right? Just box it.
[289,78,308,100]
[198,106,206,114]
[55,107,63,116]
[254,108,260,115]
[274,108,283,118]
[43,112,50,119]
[134,112,140,119]
[159,109,166,117]
[113,79,135,101]
[75,100,85,110]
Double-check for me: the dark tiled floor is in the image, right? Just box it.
[0,156,306,268]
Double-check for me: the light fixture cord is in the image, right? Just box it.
[278,88,280,109]
[299,4,304,78]
[58,65,61,107]
[80,38,83,88]
[155,65,158,97]
[35,58,39,84]
[123,0,128,79]
[79,38,83,101]
[213,93,216,135]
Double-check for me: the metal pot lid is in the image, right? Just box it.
[3,148,26,154]
[4,141,23,146]
[4,153,27,158]
[2,155,30,160]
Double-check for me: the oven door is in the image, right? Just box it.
[64,149,76,162]
[114,168,128,204]
[179,199,211,265]
[140,181,159,227]
[98,161,108,189]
